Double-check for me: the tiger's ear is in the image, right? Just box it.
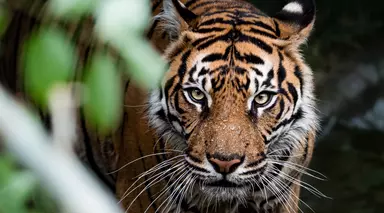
[273,0,316,47]
[157,0,198,41]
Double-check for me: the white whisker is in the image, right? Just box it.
[108,152,173,174]
[125,164,186,213]
[120,160,185,204]
[151,169,190,213]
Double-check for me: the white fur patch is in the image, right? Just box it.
[282,2,303,14]
[172,121,183,133]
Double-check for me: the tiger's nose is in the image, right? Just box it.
[208,155,242,174]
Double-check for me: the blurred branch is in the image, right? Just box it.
[49,83,81,153]
[0,84,123,213]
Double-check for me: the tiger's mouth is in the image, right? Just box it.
[204,180,245,188]
[195,179,250,201]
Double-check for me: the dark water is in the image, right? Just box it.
[301,125,384,213]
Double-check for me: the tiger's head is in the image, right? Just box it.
[148,0,319,209]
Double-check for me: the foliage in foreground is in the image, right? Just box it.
[0,0,164,212]
[0,154,57,213]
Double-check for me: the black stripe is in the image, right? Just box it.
[170,83,182,97]
[202,53,224,62]
[188,65,198,82]
[191,35,215,47]
[198,18,231,27]
[279,88,291,102]
[185,0,199,8]
[264,98,279,112]
[190,164,210,173]
[174,93,186,114]
[234,66,247,75]
[212,5,254,13]
[201,78,207,89]
[203,9,236,17]
[294,66,304,96]
[190,0,217,10]
[252,68,263,76]
[234,50,264,64]
[277,60,286,88]
[196,27,226,34]
[273,20,281,37]
[199,67,209,76]
[168,113,181,124]
[245,153,266,168]
[254,21,278,35]
[239,166,266,176]
[244,76,251,91]
[275,99,285,120]
[226,10,263,19]
[211,75,226,92]
[287,82,298,110]
[262,69,274,88]
[248,28,278,39]
[155,108,167,123]
[196,34,229,50]
[238,34,273,54]
[164,76,176,101]
[178,50,192,79]
[272,108,303,132]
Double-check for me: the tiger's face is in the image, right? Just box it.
[148,0,318,208]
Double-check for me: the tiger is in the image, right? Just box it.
[0,0,321,213]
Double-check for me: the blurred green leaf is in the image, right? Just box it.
[83,53,122,131]
[121,36,165,89]
[49,0,99,20]
[0,154,16,184]
[23,28,76,108]
[0,154,37,213]
[30,186,59,213]
[95,0,150,42]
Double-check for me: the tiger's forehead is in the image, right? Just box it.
[165,7,302,98]
[196,8,267,24]
[173,35,302,98]
[194,6,274,35]
[182,49,276,96]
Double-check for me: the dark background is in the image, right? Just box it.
[249,0,384,212]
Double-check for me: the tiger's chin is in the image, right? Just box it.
[196,181,250,202]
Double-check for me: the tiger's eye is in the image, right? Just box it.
[189,89,205,102]
[254,93,272,106]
